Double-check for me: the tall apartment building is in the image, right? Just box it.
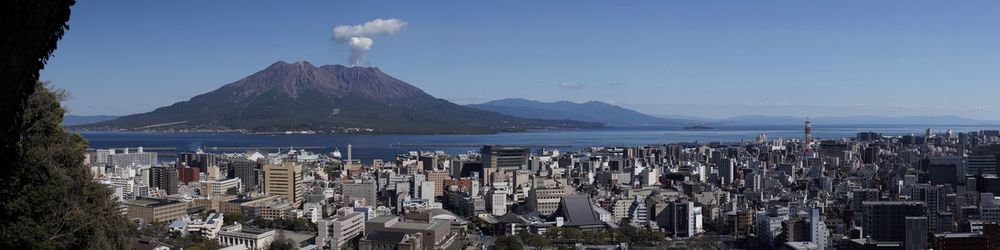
[150,165,179,195]
[263,163,303,207]
[105,147,157,167]
[231,159,261,193]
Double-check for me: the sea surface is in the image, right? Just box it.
[78,124,996,163]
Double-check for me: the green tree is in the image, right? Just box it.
[223,212,245,226]
[266,232,297,250]
[0,82,136,249]
[562,228,583,240]
[493,235,523,250]
[517,230,549,247]
[2,1,134,249]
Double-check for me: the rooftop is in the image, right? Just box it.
[127,198,182,207]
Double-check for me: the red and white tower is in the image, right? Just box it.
[804,118,813,155]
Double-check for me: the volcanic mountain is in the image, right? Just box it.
[82,61,602,134]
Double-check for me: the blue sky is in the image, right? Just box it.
[42,1,1000,119]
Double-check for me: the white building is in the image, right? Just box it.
[218,228,275,250]
[169,213,226,239]
[317,207,365,249]
[420,181,435,201]
[488,191,507,216]
[201,178,242,198]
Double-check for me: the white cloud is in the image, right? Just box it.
[558,82,585,89]
[332,18,407,66]
[333,18,407,42]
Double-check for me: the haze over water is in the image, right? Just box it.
[79,124,993,162]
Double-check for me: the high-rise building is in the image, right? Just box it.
[263,163,303,207]
[419,181,435,201]
[150,165,179,195]
[665,201,701,238]
[720,158,734,185]
[481,145,529,171]
[863,201,926,242]
[968,154,997,176]
[231,159,261,193]
[177,166,200,184]
[425,171,448,197]
[905,217,929,250]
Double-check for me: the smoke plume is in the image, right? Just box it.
[333,18,407,66]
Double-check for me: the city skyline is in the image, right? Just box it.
[41,1,1000,119]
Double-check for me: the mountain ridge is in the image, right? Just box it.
[467,98,700,126]
[77,61,603,134]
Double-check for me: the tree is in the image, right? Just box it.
[517,230,549,247]
[223,212,245,226]
[493,235,523,250]
[0,82,135,249]
[266,232,297,250]
[2,1,134,249]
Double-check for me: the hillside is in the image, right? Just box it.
[468,98,698,126]
[79,61,602,134]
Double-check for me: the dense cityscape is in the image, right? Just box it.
[9,1,1000,250]
[89,120,1000,250]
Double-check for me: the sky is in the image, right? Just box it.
[42,1,1000,120]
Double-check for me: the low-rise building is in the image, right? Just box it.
[126,198,187,223]
[218,228,275,250]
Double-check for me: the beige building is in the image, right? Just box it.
[126,198,187,223]
[200,178,242,198]
[425,171,449,197]
[528,179,572,215]
[263,163,303,207]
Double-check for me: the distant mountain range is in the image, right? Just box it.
[75,61,602,134]
[465,98,999,126]
[467,98,700,126]
[63,115,119,126]
[694,115,1000,126]
[648,115,1000,125]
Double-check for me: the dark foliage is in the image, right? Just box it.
[0,82,136,248]
[1,2,135,248]
[493,235,523,250]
